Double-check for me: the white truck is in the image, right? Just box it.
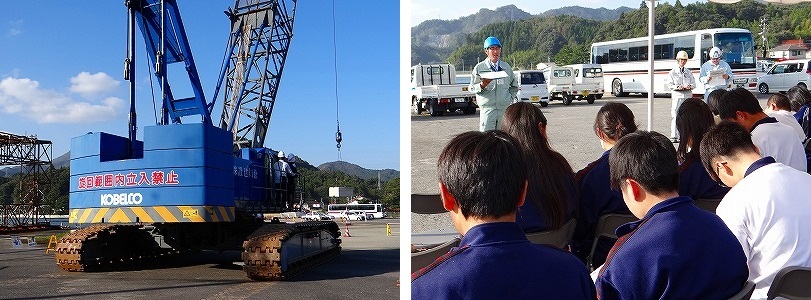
[541,64,604,106]
[411,64,477,116]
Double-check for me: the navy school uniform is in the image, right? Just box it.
[572,150,631,265]
[516,176,578,232]
[595,196,748,299]
[411,222,595,300]
[678,156,729,200]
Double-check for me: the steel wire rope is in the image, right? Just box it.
[332,0,342,162]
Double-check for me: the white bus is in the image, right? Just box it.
[327,203,386,219]
[591,28,759,97]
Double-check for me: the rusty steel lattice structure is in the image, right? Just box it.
[0,131,53,227]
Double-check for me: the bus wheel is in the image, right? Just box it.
[612,79,628,97]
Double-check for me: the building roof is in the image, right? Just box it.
[770,41,809,52]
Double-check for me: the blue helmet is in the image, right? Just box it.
[483,36,501,49]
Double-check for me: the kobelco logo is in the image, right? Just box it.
[100,193,143,206]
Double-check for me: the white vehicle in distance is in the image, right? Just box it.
[757,59,810,94]
[514,70,550,107]
[566,63,605,101]
[302,212,334,221]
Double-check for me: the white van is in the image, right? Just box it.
[757,59,811,94]
[565,63,605,100]
[514,70,550,107]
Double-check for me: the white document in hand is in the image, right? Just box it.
[480,71,508,80]
[707,68,727,87]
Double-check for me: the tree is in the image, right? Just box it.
[555,44,590,65]
[380,178,400,211]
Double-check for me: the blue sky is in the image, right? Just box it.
[0,1,400,171]
[410,0,704,25]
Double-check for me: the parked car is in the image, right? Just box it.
[340,211,367,221]
[514,70,550,107]
[302,212,333,221]
[757,59,811,94]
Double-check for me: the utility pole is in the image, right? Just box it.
[760,17,768,59]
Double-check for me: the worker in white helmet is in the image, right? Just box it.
[469,36,519,131]
[667,50,697,143]
[699,47,733,102]
[273,151,295,208]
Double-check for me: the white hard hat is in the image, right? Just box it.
[710,47,722,59]
[676,50,689,60]
[277,151,285,158]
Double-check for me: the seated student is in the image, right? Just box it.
[708,88,806,172]
[411,130,595,299]
[572,102,636,267]
[787,85,811,128]
[675,98,729,199]
[499,102,577,232]
[764,93,805,140]
[706,89,727,124]
[595,130,747,299]
[700,121,811,299]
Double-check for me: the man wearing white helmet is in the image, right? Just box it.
[273,151,295,208]
[699,47,734,102]
[469,36,519,131]
[667,50,697,143]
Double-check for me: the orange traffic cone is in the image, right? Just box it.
[343,221,351,237]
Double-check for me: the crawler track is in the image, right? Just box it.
[242,221,341,280]
[55,224,176,271]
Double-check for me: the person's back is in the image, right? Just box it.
[413,222,594,299]
[499,102,577,232]
[676,98,729,199]
[411,130,594,299]
[765,93,804,140]
[701,121,811,298]
[598,198,747,298]
[596,131,748,299]
[572,102,636,265]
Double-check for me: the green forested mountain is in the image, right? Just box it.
[419,0,811,69]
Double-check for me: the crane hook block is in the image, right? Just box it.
[336,130,342,149]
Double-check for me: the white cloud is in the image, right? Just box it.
[0,76,124,124]
[69,72,120,98]
[7,19,23,36]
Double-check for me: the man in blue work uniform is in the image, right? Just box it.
[411,130,594,299]
[699,46,733,102]
[595,131,748,299]
[469,36,519,131]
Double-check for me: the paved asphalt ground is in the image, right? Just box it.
[411,92,772,233]
[0,218,400,300]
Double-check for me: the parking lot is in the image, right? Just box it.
[411,93,771,232]
[0,218,400,300]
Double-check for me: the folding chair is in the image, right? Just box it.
[586,213,637,270]
[525,218,577,249]
[727,281,755,300]
[767,266,811,300]
[411,237,460,273]
[411,193,446,214]
[694,198,722,214]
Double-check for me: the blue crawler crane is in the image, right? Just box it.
[54,0,341,280]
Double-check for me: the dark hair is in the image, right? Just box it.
[715,88,762,119]
[676,98,715,162]
[609,131,679,196]
[500,102,576,228]
[767,93,792,111]
[699,121,757,183]
[594,102,637,142]
[787,85,811,112]
[437,130,527,219]
[706,89,727,116]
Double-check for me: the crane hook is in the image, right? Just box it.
[336,128,342,149]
